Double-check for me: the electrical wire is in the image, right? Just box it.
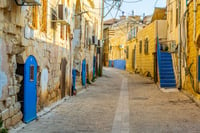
[104,1,118,18]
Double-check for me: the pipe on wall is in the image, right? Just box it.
[193,0,196,42]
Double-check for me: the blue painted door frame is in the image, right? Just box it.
[24,55,37,123]
[82,59,86,86]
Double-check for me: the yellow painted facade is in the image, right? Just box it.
[109,22,127,61]
[166,0,187,87]
[126,38,136,72]
[184,0,200,99]
[103,17,143,70]
[136,20,167,78]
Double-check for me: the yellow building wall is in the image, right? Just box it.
[184,1,200,99]
[109,24,127,60]
[126,39,136,72]
[136,22,156,77]
[136,20,167,78]
[103,28,110,66]
[166,0,187,87]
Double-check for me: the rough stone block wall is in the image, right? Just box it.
[0,0,71,128]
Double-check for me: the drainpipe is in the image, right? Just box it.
[178,0,182,89]
[193,0,196,42]
[193,0,198,91]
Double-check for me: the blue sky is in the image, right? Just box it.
[104,0,166,20]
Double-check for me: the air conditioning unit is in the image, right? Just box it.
[58,4,70,23]
[24,0,41,5]
[119,44,124,49]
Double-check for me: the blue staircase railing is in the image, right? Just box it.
[157,37,161,80]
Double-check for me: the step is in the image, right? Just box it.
[160,52,171,55]
[160,58,172,61]
[160,61,172,65]
[160,57,172,60]
[160,83,176,88]
[160,70,174,75]
[160,75,175,79]
[161,54,171,58]
[160,67,174,71]
[160,64,173,67]
[160,79,176,84]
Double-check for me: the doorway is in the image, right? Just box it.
[23,55,38,123]
[60,58,67,98]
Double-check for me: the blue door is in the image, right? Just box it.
[82,59,86,86]
[24,55,37,123]
[93,56,96,78]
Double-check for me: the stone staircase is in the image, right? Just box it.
[159,52,176,88]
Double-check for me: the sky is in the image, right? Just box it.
[104,0,166,20]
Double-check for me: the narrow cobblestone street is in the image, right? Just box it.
[14,68,200,133]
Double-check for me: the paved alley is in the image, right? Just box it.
[14,68,200,133]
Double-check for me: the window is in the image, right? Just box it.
[170,7,173,31]
[144,38,149,54]
[41,0,47,32]
[60,24,64,39]
[51,8,57,29]
[30,66,34,81]
[66,26,68,40]
[126,46,129,59]
[176,0,179,27]
[139,40,142,54]
[32,6,38,29]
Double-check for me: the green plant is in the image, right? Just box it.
[0,118,8,133]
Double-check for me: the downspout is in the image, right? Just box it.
[193,0,196,42]
[194,0,198,91]
[178,0,182,89]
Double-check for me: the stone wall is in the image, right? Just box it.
[0,0,71,128]
[184,1,200,99]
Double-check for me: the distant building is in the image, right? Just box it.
[103,15,143,70]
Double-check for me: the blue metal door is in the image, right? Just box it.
[24,55,37,123]
[82,59,86,86]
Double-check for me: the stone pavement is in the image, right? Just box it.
[12,68,200,133]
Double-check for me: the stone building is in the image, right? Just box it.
[0,0,103,128]
[184,0,200,99]
[103,15,142,70]
[136,8,167,79]
[166,0,187,88]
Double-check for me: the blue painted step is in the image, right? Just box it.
[159,52,176,88]
[160,83,176,88]
[160,75,175,79]
[160,79,176,84]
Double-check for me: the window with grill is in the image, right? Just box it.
[139,40,142,54]
[126,46,129,59]
[144,38,149,54]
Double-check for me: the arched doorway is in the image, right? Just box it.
[23,55,38,123]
